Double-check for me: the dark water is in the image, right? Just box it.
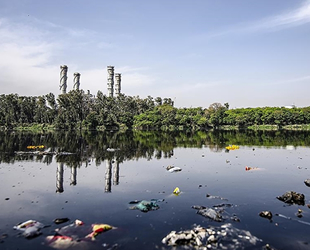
[1,130,310,250]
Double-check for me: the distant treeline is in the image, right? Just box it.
[0,91,310,131]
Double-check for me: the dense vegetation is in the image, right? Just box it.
[0,91,310,131]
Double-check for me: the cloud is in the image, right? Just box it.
[0,17,112,96]
[207,0,310,38]
[273,75,310,85]
[0,18,60,95]
[252,0,310,31]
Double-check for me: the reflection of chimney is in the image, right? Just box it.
[73,73,81,90]
[70,167,77,185]
[105,160,112,192]
[114,73,121,96]
[60,65,68,94]
[56,163,64,193]
[113,161,119,185]
[107,66,114,97]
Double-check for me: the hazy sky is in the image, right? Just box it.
[0,0,309,108]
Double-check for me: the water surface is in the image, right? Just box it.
[1,130,310,249]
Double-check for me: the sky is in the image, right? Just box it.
[0,0,309,108]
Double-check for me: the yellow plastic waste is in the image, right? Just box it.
[225,145,239,150]
[85,224,113,239]
[27,145,45,149]
[173,187,180,195]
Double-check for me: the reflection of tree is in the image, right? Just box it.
[1,130,310,165]
[2,130,310,194]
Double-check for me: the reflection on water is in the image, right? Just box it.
[1,130,310,165]
[1,130,310,250]
[55,159,119,193]
[71,166,77,186]
[56,163,64,193]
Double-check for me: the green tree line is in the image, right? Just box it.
[0,91,173,130]
[1,91,309,130]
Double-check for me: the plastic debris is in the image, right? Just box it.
[45,235,90,249]
[162,223,262,249]
[245,166,259,171]
[54,218,70,224]
[277,191,305,205]
[85,224,113,240]
[55,219,85,239]
[225,145,240,150]
[192,205,223,222]
[296,209,303,218]
[206,193,228,201]
[27,145,45,149]
[263,243,278,250]
[129,199,160,212]
[304,179,310,187]
[13,220,45,238]
[166,166,182,173]
[173,187,181,195]
[46,219,114,249]
[259,211,273,220]
[213,203,233,208]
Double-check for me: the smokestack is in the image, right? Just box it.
[107,66,114,97]
[115,73,121,96]
[73,72,81,90]
[60,65,68,94]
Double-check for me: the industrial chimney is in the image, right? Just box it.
[73,72,81,90]
[60,65,68,94]
[107,66,114,97]
[115,73,121,96]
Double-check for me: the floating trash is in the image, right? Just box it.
[277,191,305,205]
[13,220,45,238]
[206,193,228,201]
[225,145,240,150]
[45,235,90,249]
[304,179,310,187]
[54,219,85,239]
[85,224,113,240]
[162,223,262,249]
[259,211,273,220]
[173,187,181,195]
[46,219,114,249]
[245,166,259,171]
[129,199,161,212]
[192,205,223,222]
[166,166,182,173]
[296,209,303,218]
[27,145,45,149]
[54,218,70,225]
